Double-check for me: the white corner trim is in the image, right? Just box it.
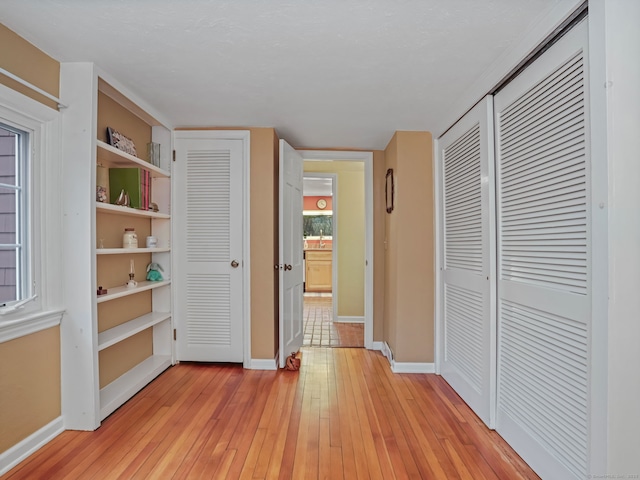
[391,362,436,374]
[371,341,384,351]
[0,308,64,344]
[335,315,364,324]
[0,416,64,476]
[249,357,278,371]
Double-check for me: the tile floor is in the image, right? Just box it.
[303,295,364,347]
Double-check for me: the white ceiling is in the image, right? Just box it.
[1,0,569,149]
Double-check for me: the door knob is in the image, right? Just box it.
[231,260,239,268]
[284,264,292,271]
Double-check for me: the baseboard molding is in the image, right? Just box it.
[0,416,64,475]
[379,342,434,373]
[371,341,384,351]
[334,315,365,323]
[391,362,436,374]
[248,356,278,370]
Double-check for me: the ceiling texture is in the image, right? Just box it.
[1,0,567,149]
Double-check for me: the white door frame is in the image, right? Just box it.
[298,150,374,349]
[172,130,251,368]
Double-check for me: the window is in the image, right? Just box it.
[0,81,63,340]
[303,214,333,238]
[0,123,30,306]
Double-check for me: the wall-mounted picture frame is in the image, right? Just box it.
[385,168,394,213]
[107,127,137,157]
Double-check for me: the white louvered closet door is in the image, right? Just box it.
[173,135,244,362]
[494,20,590,480]
[439,96,496,428]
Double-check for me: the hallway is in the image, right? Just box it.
[303,296,364,348]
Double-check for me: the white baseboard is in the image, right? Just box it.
[371,341,384,351]
[379,341,434,373]
[391,362,436,374]
[0,416,64,475]
[248,356,278,370]
[335,315,365,323]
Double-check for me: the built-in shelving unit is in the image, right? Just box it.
[96,140,170,177]
[96,247,171,255]
[93,91,173,421]
[61,64,174,430]
[96,280,171,303]
[96,202,171,219]
[99,354,172,420]
[98,311,172,351]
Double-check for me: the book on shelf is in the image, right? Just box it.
[109,168,151,210]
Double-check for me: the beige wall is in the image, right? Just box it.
[0,328,61,453]
[303,161,365,318]
[0,24,59,109]
[0,24,62,455]
[249,128,280,359]
[384,135,398,352]
[384,131,434,363]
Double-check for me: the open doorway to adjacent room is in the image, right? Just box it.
[302,166,365,348]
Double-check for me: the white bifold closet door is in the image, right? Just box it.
[438,96,496,428]
[494,20,590,480]
[173,133,245,363]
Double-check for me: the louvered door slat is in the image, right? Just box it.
[495,21,590,480]
[187,150,230,262]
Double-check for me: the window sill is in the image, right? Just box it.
[0,308,65,344]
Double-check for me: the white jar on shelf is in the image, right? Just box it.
[122,228,138,248]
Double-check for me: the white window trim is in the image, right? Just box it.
[0,82,64,343]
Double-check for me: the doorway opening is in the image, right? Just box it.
[301,173,364,347]
[299,150,373,348]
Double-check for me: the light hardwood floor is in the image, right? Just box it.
[3,348,539,479]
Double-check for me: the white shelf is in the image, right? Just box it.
[96,280,171,303]
[98,312,171,351]
[97,140,170,178]
[99,354,172,420]
[97,247,170,255]
[96,202,170,219]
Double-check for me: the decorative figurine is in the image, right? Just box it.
[126,259,137,288]
[146,262,164,281]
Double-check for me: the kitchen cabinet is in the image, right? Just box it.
[305,250,332,292]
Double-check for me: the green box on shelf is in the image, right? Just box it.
[109,168,142,209]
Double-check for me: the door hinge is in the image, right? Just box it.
[173,329,177,340]
[172,150,176,162]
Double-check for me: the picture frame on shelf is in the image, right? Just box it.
[107,126,137,157]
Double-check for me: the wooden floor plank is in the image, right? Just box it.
[3,348,540,480]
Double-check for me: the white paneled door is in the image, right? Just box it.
[174,133,245,362]
[438,96,496,428]
[494,20,590,480]
[278,139,304,368]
